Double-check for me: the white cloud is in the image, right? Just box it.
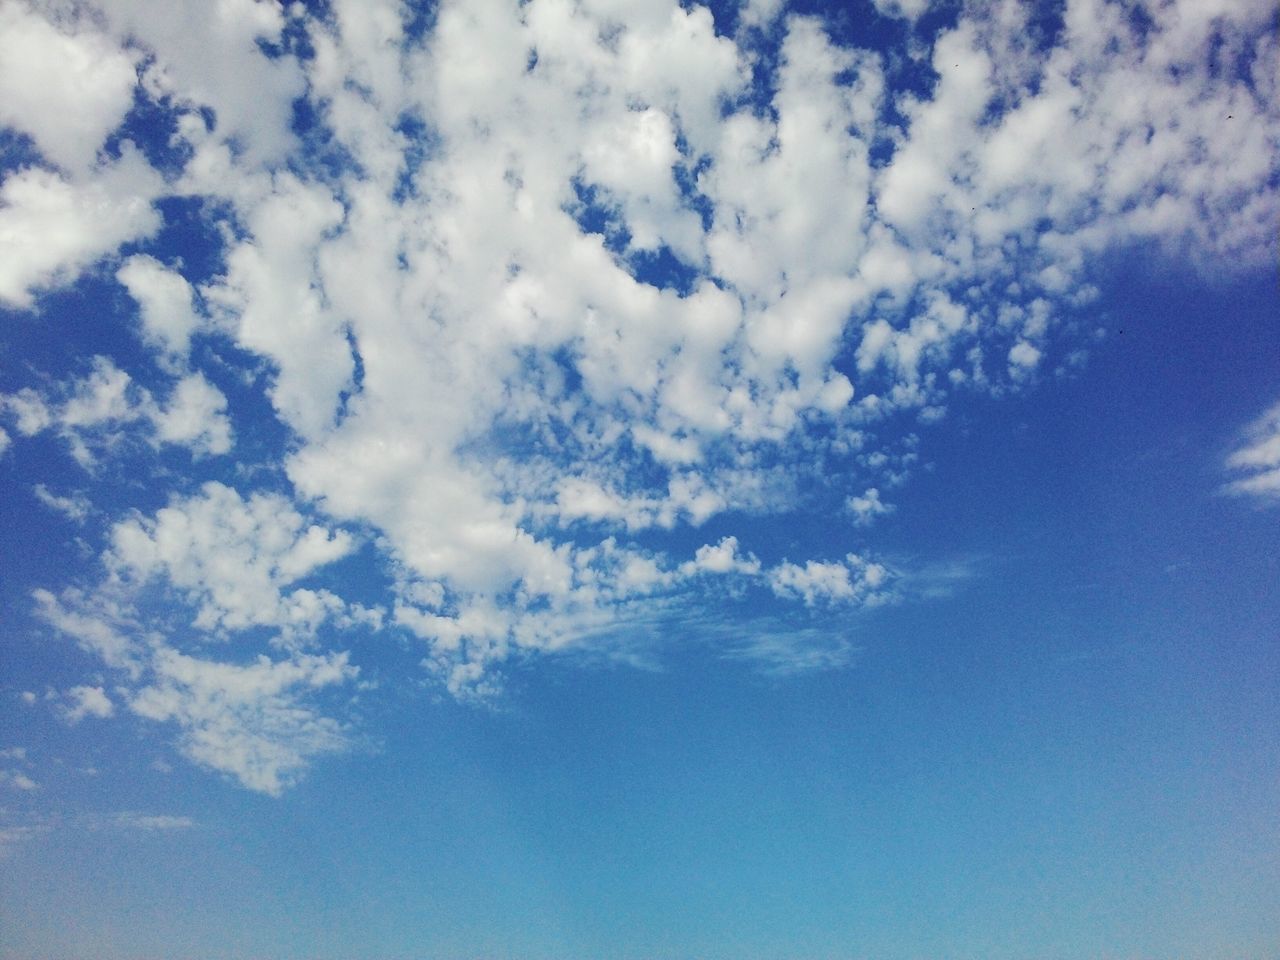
[0,153,163,308]
[739,0,785,30]
[847,487,894,526]
[152,373,233,455]
[871,0,932,22]
[724,626,859,676]
[768,554,892,607]
[2,357,233,464]
[1008,340,1042,373]
[1222,399,1280,502]
[33,587,144,677]
[129,648,356,796]
[107,482,356,636]
[0,824,49,848]
[62,685,115,723]
[32,485,92,523]
[4,0,1278,786]
[681,536,762,576]
[1,752,38,798]
[117,255,201,366]
[100,0,305,168]
[0,767,39,792]
[0,2,139,173]
[201,174,352,441]
[32,479,371,793]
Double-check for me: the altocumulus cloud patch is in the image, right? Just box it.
[1,0,1277,793]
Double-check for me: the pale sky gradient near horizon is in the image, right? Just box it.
[1,0,1279,957]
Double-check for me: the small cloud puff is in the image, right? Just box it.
[1,358,233,465]
[847,487,894,526]
[61,685,114,723]
[681,536,762,576]
[3,772,39,792]
[768,554,891,607]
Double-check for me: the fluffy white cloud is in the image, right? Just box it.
[152,374,233,455]
[681,536,762,577]
[871,0,932,21]
[130,648,356,796]
[99,0,305,168]
[32,481,370,792]
[117,255,201,365]
[62,685,115,723]
[5,0,1278,789]
[36,581,364,794]
[847,487,894,526]
[0,154,163,308]
[107,482,356,637]
[0,2,139,173]
[768,554,891,607]
[2,357,233,463]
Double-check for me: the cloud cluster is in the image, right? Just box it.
[3,356,232,464]
[3,0,1277,791]
[34,484,369,793]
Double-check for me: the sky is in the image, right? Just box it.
[0,0,1278,956]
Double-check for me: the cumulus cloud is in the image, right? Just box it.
[3,0,1278,790]
[62,685,115,723]
[768,555,891,607]
[847,487,894,526]
[34,587,144,676]
[681,537,762,577]
[107,482,357,637]
[2,357,233,464]
[129,648,356,796]
[0,2,139,173]
[0,153,164,308]
[116,255,201,366]
[33,483,369,793]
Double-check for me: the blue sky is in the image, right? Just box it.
[1,0,1278,957]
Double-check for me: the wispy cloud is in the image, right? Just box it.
[110,812,196,832]
[1222,399,1280,503]
[722,626,862,677]
[32,484,92,523]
